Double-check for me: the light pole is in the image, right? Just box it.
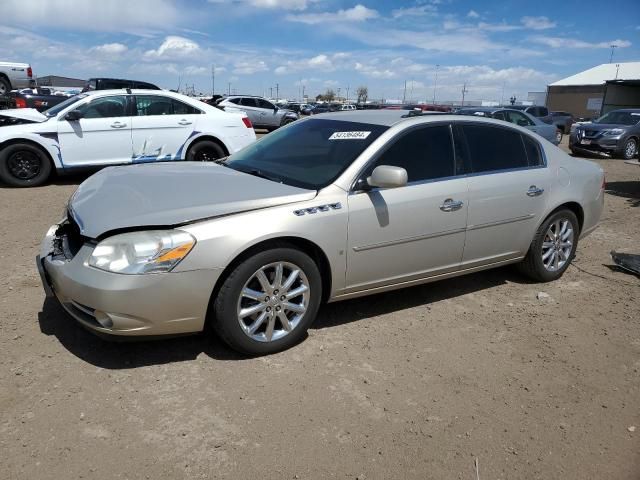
[461,82,468,106]
[211,64,215,96]
[609,44,617,63]
[432,64,439,105]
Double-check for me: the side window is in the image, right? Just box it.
[101,80,125,90]
[522,135,544,167]
[366,125,455,183]
[172,99,201,115]
[135,95,174,116]
[240,97,258,107]
[461,124,528,173]
[258,99,275,110]
[492,111,506,121]
[78,95,128,119]
[228,98,241,105]
[505,111,534,127]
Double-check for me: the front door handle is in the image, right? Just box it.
[110,121,127,128]
[178,119,192,126]
[526,185,544,197]
[440,199,464,212]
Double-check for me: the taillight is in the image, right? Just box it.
[242,117,253,129]
[27,67,33,78]
[15,98,27,108]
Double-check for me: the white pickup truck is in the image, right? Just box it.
[0,62,36,95]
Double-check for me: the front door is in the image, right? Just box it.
[346,124,468,292]
[131,94,201,162]
[256,98,280,128]
[456,123,549,266]
[57,94,133,167]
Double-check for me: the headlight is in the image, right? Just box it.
[603,128,624,136]
[88,230,195,274]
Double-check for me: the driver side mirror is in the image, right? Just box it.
[366,165,408,189]
[64,109,83,121]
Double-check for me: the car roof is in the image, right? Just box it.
[313,110,451,126]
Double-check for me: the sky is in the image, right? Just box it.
[1,0,639,103]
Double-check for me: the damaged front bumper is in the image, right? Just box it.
[37,221,222,338]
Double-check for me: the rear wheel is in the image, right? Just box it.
[0,77,10,96]
[517,209,579,282]
[0,143,52,187]
[186,140,225,162]
[212,247,322,355]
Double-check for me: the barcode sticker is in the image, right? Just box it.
[329,131,371,140]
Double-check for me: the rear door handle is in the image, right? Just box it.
[178,119,192,126]
[526,185,544,197]
[110,121,127,128]
[440,199,464,212]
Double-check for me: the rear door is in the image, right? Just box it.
[131,94,202,161]
[256,98,280,127]
[346,124,468,291]
[237,97,261,126]
[456,123,549,267]
[57,94,133,166]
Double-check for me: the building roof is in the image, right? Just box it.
[549,62,640,87]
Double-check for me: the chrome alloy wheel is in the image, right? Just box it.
[624,139,637,159]
[237,262,310,342]
[541,219,574,272]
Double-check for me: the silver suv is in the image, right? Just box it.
[218,95,298,131]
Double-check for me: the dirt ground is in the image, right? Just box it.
[1,138,638,480]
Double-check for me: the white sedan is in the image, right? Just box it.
[0,89,256,186]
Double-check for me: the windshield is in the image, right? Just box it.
[43,94,86,117]
[225,118,388,190]
[595,111,640,126]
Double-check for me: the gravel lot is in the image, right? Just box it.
[1,138,638,479]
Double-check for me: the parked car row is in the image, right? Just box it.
[217,95,298,131]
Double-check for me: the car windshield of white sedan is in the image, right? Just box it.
[43,94,87,117]
[595,111,640,126]
[225,119,388,189]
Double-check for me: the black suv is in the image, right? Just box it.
[82,78,160,92]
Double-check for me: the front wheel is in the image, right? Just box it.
[517,209,579,282]
[620,138,638,160]
[186,140,225,162]
[212,247,322,355]
[0,143,52,187]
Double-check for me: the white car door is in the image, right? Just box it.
[456,123,549,267]
[57,94,133,167]
[346,124,468,292]
[131,94,202,162]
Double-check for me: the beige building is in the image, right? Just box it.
[546,62,640,119]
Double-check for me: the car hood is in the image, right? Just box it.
[68,162,317,238]
[0,108,48,123]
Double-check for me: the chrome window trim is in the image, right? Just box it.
[347,120,549,194]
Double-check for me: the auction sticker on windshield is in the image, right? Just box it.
[329,131,371,140]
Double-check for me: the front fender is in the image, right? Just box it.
[0,131,62,169]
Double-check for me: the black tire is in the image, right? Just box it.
[212,247,322,355]
[280,118,295,127]
[0,143,52,187]
[620,138,638,160]
[0,77,10,96]
[517,209,580,282]
[185,140,225,162]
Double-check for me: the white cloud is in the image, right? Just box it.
[274,52,349,74]
[144,36,200,59]
[467,10,479,19]
[521,16,556,30]
[0,0,183,34]
[532,36,632,49]
[92,43,128,55]
[477,21,520,32]
[208,0,311,9]
[323,80,339,87]
[391,5,437,18]
[286,4,378,24]
[233,60,269,75]
[355,62,396,79]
